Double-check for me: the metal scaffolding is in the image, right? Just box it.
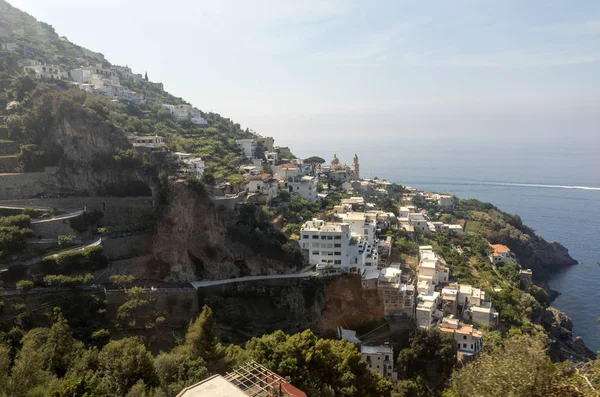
[224,361,292,397]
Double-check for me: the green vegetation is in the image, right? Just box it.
[16,279,34,292]
[43,273,94,287]
[0,224,33,259]
[57,234,76,248]
[444,332,599,396]
[41,244,107,274]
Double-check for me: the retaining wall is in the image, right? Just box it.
[0,141,20,156]
[0,156,18,173]
[0,197,154,226]
[102,234,153,260]
[31,218,80,238]
[0,171,54,199]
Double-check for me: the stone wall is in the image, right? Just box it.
[0,141,20,156]
[102,234,153,260]
[0,156,18,173]
[210,191,247,210]
[0,171,55,199]
[0,197,154,226]
[31,217,80,238]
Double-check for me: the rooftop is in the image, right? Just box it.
[491,244,511,254]
[361,345,393,355]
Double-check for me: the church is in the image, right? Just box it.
[328,154,360,182]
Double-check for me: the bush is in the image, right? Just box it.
[42,245,107,274]
[57,234,76,248]
[43,273,94,287]
[0,225,33,257]
[16,280,34,292]
[0,214,31,228]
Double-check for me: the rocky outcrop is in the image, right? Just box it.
[148,184,297,282]
[542,307,596,362]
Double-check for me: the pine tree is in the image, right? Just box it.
[144,72,148,81]
[182,305,223,369]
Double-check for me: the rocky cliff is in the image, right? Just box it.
[542,307,596,362]
[147,184,298,282]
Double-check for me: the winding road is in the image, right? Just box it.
[190,271,318,289]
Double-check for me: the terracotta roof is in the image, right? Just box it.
[491,244,510,254]
[261,173,272,179]
[279,163,297,169]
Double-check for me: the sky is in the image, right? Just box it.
[7,0,600,147]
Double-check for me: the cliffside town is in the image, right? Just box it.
[0,1,597,396]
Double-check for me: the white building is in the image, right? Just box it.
[300,219,363,273]
[282,175,317,202]
[418,246,449,286]
[436,194,454,208]
[490,244,511,264]
[416,292,442,329]
[361,345,398,382]
[132,135,165,148]
[0,42,18,51]
[341,197,365,207]
[440,224,464,235]
[265,151,278,166]
[245,174,278,205]
[235,139,257,157]
[70,65,119,84]
[377,265,413,318]
[338,212,377,245]
[409,213,429,232]
[440,318,483,356]
[22,60,61,80]
[162,104,208,125]
[457,284,486,309]
[470,303,499,327]
[273,163,300,180]
[184,158,205,179]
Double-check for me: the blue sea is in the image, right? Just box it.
[287,136,600,351]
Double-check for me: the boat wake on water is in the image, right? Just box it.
[477,182,600,191]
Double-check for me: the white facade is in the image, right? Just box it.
[409,213,429,232]
[440,224,464,235]
[283,175,317,202]
[300,219,361,272]
[0,42,18,51]
[23,61,61,80]
[245,175,279,204]
[235,139,257,157]
[184,158,205,179]
[361,345,398,382]
[70,65,119,84]
[440,318,483,356]
[436,194,454,207]
[338,212,377,245]
[416,292,442,329]
[132,135,165,148]
[162,104,208,125]
[490,244,511,263]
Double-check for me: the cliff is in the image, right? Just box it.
[542,307,596,362]
[146,183,299,281]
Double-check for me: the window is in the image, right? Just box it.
[463,343,467,349]
[302,234,309,239]
[470,344,473,349]
[384,355,389,361]
[334,243,341,248]
[334,252,341,256]
[463,335,467,340]
[312,251,319,255]
[312,235,319,239]
[327,236,333,240]
[334,236,341,240]
[334,260,341,265]
[321,236,326,240]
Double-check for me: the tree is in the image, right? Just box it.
[444,333,587,397]
[304,156,326,176]
[144,72,148,81]
[16,279,34,293]
[57,234,76,248]
[96,337,157,396]
[180,305,223,369]
[110,274,135,290]
[41,309,80,377]
[397,329,456,392]
[246,329,393,397]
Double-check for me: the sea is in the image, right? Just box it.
[287,136,600,351]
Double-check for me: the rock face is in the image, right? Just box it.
[148,184,296,282]
[529,239,578,269]
[542,307,596,362]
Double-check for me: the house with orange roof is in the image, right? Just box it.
[489,244,511,264]
[439,317,483,356]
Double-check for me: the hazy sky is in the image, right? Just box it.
[8,0,600,147]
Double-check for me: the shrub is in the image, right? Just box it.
[0,214,31,228]
[16,280,34,292]
[57,234,76,248]
[42,245,107,274]
[0,226,33,256]
[43,273,94,287]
